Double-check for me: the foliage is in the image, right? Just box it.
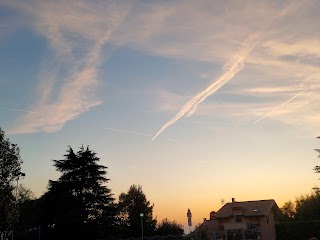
[0,127,23,236]
[0,185,16,236]
[17,198,39,233]
[295,192,320,221]
[16,184,35,203]
[280,136,320,224]
[281,200,296,221]
[42,145,115,239]
[0,128,22,186]
[275,221,320,240]
[280,191,320,222]
[117,184,157,237]
[314,136,320,192]
[156,218,184,236]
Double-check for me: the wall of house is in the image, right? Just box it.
[218,214,277,240]
[218,216,261,240]
[218,215,261,225]
[260,209,276,240]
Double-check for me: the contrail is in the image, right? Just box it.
[254,89,306,124]
[151,2,302,141]
[104,128,152,137]
[104,127,177,142]
[152,35,258,141]
[186,61,244,117]
[0,106,47,116]
[128,165,137,169]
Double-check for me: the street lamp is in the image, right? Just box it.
[15,172,26,200]
[12,172,25,240]
[140,213,144,240]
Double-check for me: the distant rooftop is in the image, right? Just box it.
[216,199,280,219]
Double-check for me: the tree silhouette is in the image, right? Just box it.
[280,201,296,221]
[117,184,157,237]
[314,136,320,189]
[156,218,184,236]
[0,127,23,238]
[295,192,320,221]
[278,137,320,223]
[43,145,114,239]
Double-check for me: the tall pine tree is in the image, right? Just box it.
[44,146,114,239]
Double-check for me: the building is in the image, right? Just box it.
[198,198,282,240]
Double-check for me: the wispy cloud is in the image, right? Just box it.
[110,0,304,63]
[154,89,189,113]
[262,39,320,58]
[3,0,319,135]
[6,0,133,134]
[152,34,258,140]
[107,0,305,140]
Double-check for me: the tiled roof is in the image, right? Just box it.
[216,199,278,219]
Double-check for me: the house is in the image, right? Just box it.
[198,198,282,240]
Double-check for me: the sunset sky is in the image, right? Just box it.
[1,0,320,229]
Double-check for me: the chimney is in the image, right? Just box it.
[232,198,235,203]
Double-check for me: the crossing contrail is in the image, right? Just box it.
[0,106,47,116]
[254,89,306,124]
[104,127,152,137]
[104,127,177,142]
[151,2,303,141]
[152,35,258,141]
[128,165,137,169]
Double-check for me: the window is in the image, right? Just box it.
[235,215,242,222]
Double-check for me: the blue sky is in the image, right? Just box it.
[1,0,320,228]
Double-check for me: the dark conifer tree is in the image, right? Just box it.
[43,146,115,239]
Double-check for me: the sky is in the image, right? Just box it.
[1,0,320,230]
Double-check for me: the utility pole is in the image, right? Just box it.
[12,172,25,240]
[140,213,144,240]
